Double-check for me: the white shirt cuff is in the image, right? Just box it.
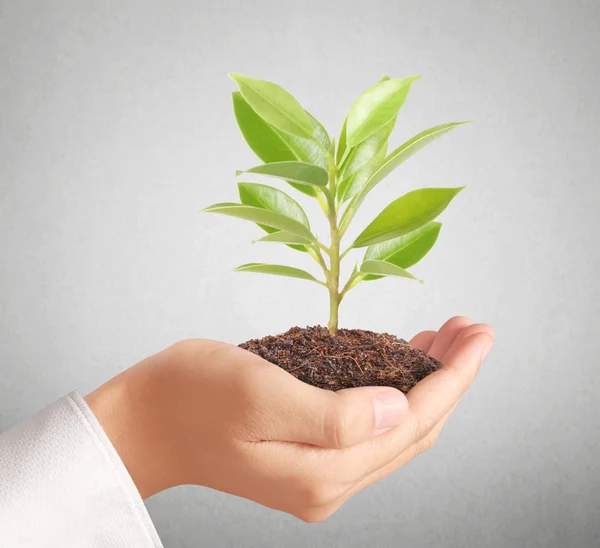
[0,391,164,547]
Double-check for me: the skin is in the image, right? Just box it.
[85,316,493,522]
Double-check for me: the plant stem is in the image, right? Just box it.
[328,211,341,336]
[325,150,341,336]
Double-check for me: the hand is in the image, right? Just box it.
[85,316,493,521]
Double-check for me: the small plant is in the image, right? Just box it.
[203,74,467,336]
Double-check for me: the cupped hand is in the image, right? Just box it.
[85,317,493,521]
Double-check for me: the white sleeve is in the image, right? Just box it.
[0,391,164,547]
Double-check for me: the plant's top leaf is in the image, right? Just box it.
[338,117,395,180]
[336,117,348,165]
[229,73,315,140]
[271,125,327,169]
[337,144,387,203]
[232,91,297,163]
[306,111,330,151]
[367,121,470,194]
[232,92,325,198]
[335,74,392,168]
[340,121,470,229]
[353,187,464,248]
[346,76,420,147]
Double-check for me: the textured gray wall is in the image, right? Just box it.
[1,0,599,546]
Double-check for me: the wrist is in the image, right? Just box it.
[84,357,176,499]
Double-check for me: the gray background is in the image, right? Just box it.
[1,0,599,546]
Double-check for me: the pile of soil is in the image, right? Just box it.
[239,325,442,394]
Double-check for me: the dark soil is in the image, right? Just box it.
[239,325,442,394]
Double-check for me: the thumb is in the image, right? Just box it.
[271,381,409,449]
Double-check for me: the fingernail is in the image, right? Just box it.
[373,390,408,429]
[480,339,493,363]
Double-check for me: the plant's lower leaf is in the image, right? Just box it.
[254,231,313,245]
[238,182,310,252]
[353,187,463,248]
[202,202,315,242]
[238,183,310,227]
[234,263,319,283]
[363,222,441,280]
[237,161,328,187]
[359,260,421,282]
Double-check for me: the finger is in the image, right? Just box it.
[261,367,409,449]
[406,331,493,440]
[409,330,437,353]
[427,316,472,360]
[443,323,494,361]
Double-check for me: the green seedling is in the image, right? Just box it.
[202,73,468,335]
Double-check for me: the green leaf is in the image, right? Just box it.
[335,74,391,168]
[347,122,470,216]
[346,76,420,147]
[237,161,328,187]
[363,222,441,280]
[234,263,319,283]
[253,231,313,245]
[336,117,348,165]
[360,260,421,282]
[232,92,298,163]
[307,111,330,151]
[232,94,327,169]
[229,74,315,140]
[271,128,327,169]
[202,202,315,242]
[340,121,470,229]
[353,187,463,248]
[232,92,325,197]
[238,183,310,227]
[238,182,310,252]
[339,117,395,180]
[272,130,327,197]
[337,144,387,203]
